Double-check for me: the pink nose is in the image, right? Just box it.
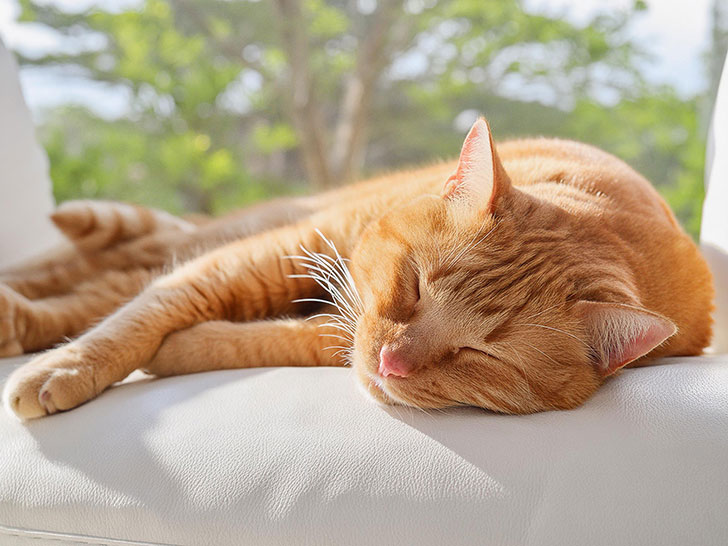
[378,345,413,378]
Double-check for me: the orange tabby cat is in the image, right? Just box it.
[1,118,713,419]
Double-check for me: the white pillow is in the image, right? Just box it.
[701,52,728,353]
[0,38,61,270]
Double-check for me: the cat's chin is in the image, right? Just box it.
[355,379,391,406]
[353,364,406,407]
[351,351,442,409]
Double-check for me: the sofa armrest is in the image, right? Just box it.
[0,39,61,270]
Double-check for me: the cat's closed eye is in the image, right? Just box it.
[459,347,499,360]
[402,266,421,309]
[414,274,425,303]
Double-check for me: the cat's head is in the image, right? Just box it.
[347,118,676,413]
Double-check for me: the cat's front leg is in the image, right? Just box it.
[3,344,99,418]
[2,222,340,419]
[0,268,157,357]
[2,279,226,418]
[2,288,171,418]
[144,316,347,376]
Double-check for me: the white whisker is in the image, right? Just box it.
[323,345,351,352]
[501,341,534,401]
[318,333,353,343]
[523,323,590,348]
[521,340,562,367]
[292,297,336,306]
[288,231,365,366]
[523,301,565,321]
[446,223,498,268]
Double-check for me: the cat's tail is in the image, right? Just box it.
[51,200,196,252]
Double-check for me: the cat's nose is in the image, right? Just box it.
[378,345,414,378]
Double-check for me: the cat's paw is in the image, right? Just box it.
[0,284,27,357]
[2,346,97,419]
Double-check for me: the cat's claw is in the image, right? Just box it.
[39,389,58,415]
[2,347,97,419]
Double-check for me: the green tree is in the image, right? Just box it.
[12,0,710,236]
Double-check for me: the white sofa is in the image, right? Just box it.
[0,39,61,270]
[1,354,727,546]
[1,42,727,546]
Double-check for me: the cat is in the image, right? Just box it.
[1,118,714,419]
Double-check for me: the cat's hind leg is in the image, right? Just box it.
[0,268,158,356]
[1,247,97,299]
[2,195,320,301]
[145,317,348,377]
[2,221,347,419]
[0,284,27,357]
[1,202,193,299]
[51,200,195,253]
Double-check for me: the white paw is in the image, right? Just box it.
[3,346,97,419]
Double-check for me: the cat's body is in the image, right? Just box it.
[1,120,713,418]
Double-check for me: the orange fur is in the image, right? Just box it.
[51,200,196,251]
[1,118,713,419]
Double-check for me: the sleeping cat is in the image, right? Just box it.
[1,118,714,419]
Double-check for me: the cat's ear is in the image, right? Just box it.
[442,117,511,214]
[574,301,677,376]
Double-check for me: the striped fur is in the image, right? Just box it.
[1,118,713,419]
[51,200,196,252]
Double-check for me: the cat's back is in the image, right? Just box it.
[498,137,673,220]
[496,136,686,249]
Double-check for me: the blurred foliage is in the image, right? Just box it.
[12,0,724,237]
[707,0,728,107]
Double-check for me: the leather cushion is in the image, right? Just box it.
[1,355,727,545]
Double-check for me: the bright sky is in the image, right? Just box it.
[525,0,714,95]
[0,0,716,118]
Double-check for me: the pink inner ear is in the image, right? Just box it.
[442,119,487,199]
[575,301,677,377]
[603,319,676,375]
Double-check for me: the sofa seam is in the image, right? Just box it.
[0,523,179,546]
